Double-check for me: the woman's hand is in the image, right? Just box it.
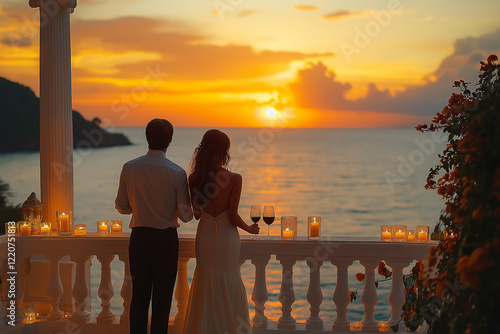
[248,223,260,234]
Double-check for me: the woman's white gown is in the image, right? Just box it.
[183,209,251,334]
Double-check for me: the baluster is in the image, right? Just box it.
[306,259,323,330]
[70,254,91,323]
[14,256,30,322]
[45,254,64,320]
[96,254,116,323]
[331,259,353,331]
[386,259,410,332]
[360,259,379,332]
[251,256,270,329]
[278,259,296,329]
[174,257,190,327]
[119,253,132,324]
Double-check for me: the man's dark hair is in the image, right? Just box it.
[146,119,173,150]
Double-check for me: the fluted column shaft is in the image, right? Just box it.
[30,0,77,226]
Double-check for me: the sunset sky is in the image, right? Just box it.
[1,0,499,128]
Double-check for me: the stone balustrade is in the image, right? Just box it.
[0,234,434,333]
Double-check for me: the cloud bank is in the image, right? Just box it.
[289,29,500,116]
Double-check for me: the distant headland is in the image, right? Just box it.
[0,77,131,152]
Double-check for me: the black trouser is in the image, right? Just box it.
[129,227,179,334]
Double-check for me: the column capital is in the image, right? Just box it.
[29,0,77,9]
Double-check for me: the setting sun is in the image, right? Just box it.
[264,107,278,119]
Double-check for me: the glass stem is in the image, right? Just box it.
[268,225,270,238]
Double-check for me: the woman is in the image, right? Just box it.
[183,129,259,334]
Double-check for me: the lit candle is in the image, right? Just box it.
[59,213,69,232]
[407,234,415,241]
[112,223,122,233]
[418,231,428,241]
[98,222,109,233]
[74,224,87,236]
[382,231,392,240]
[395,230,406,239]
[283,228,293,239]
[20,223,31,235]
[41,224,51,235]
[310,222,320,238]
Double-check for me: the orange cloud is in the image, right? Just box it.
[237,9,261,18]
[288,28,500,119]
[293,5,318,11]
[323,10,366,20]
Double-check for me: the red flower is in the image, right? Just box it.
[487,54,498,64]
[355,273,365,282]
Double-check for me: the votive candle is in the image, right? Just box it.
[283,228,293,239]
[381,225,392,241]
[111,220,123,233]
[57,211,73,236]
[74,224,87,236]
[97,220,110,233]
[417,225,429,242]
[40,222,51,236]
[407,229,416,242]
[394,225,407,242]
[19,222,31,236]
[308,216,321,239]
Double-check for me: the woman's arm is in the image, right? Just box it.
[189,184,201,220]
[228,173,259,234]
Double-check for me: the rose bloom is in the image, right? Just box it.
[355,273,365,282]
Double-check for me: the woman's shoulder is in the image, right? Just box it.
[226,170,242,181]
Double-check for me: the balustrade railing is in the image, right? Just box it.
[0,234,434,333]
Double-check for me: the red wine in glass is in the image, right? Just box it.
[250,206,261,237]
[263,206,275,239]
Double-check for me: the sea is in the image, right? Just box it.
[0,127,446,324]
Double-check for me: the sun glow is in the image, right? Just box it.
[264,107,278,119]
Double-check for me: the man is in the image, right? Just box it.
[115,118,193,334]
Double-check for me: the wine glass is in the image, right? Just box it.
[250,206,261,238]
[262,206,275,239]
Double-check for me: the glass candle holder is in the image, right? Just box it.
[393,225,407,242]
[281,216,297,240]
[307,216,321,240]
[97,220,110,233]
[111,220,123,233]
[24,304,36,324]
[74,224,87,236]
[381,225,393,241]
[40,222,52,236]
[416,225,430,242]
[407,229,416,242]
[57,211,73,236]
[17,221,31,236]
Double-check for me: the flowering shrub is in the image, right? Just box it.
[413,54,500,334]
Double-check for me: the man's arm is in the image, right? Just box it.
[115,168,133,214]
[177,170,193,222]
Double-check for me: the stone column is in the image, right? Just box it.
[29,0,77,227]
